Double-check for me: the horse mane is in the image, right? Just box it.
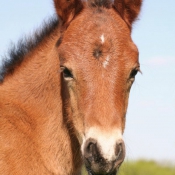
[0,16,59,83]
[87,0,113,8]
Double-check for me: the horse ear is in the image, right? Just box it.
[54,0,83,24]
[114,0,142,27]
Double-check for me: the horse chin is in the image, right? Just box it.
[86,168,118,175]
[86,167,119,175]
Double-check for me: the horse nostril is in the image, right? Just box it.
[115,142,122,157]
[115,141,125,164]
[85,139,98,158]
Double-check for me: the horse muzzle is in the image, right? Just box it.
[83,138,125,175]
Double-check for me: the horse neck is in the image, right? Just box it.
[0,25,81,174]
[0,24,62,123]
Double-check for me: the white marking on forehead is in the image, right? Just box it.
[100,34,105,44]
[103,55,110,68]
[82,127,123,161]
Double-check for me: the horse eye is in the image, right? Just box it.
[61,67,73,80]
[129,68,138,80]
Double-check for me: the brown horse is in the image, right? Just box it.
[0,0,142,174]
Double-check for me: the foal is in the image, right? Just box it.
[0,0,142,174]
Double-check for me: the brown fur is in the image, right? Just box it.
[54,0,83,26]
[0,0,142,174]
[114,0,142,27]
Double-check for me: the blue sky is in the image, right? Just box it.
[0,0,175,164]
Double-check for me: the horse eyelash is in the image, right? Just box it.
[137,67,142,74]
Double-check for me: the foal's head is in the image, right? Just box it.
[55,0,142,174]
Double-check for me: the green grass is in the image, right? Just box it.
[118,160,175,175]
[82,160,175,175]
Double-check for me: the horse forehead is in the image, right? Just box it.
[60,9,132,67]
[64,8,128,41]
[63,18,128,56]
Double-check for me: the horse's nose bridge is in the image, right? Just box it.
[86,104,120,128]
[86,91,120,126]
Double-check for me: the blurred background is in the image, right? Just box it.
[0,0,175,174]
